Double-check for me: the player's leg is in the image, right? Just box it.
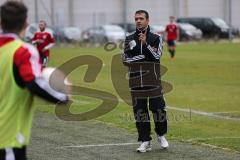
[149,95,169,149]
[39,53,44,65]
[13,146,27,160]
[170,46,174,58]
[149,95,167,136]
[131,95,152,152]
[0,149,5,160]
[167,40,175,59]
[132,96,151,142]
[167,40,172,57]
[171,40,176,59]
[42,56,49,67]
[0,146,27,160]
[39,53,48,67]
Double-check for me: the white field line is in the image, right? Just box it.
[61,142,139,148]
[35,97,240,121]
[167,106,240,121]
[118,98,240,121]
[187,136,240,141]
[179,136,240,153]
[60,139,240,154]
[211,111,240,114]
[192,142,240,154]
[35,98,240,152]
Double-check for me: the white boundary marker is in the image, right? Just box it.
[35,98,240,153]
[167,106,240,121]
[60,140,240,154]
[36,98,240,122]
[117,98,240,121]
[187,136,240,141]
[61,142,139,148]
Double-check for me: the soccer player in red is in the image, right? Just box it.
[165,16,179,60]
[32,20,55,67]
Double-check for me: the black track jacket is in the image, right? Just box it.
[122,26,164,91]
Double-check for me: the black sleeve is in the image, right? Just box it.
[144,35,163,60]
[122,36,145,65]
[122,36,131,65]
[26,77,68,103]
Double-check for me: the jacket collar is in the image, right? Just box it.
[136,25,150,34]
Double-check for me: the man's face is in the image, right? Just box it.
[39,21,46,31]
[170,17,175,23]
[135,13,149,29]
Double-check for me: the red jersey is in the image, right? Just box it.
[165,23,178,41]
[0,33,42,83]
[32,31,55,57]
[0,33,68,103]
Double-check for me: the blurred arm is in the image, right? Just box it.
[13,43,68,103]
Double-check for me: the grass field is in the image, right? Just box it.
[35,42,240,152]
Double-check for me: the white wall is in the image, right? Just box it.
[73,0,123,29]
[126,0,171,25]
[232,0,240,28]
[187,0,225,18]
[0,0,239,29]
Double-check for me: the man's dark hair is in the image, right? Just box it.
[0,1,28,33]
[135,10,149,19]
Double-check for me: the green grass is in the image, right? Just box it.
[35,42,240,151]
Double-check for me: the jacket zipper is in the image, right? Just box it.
[140,31,143,87]
[154,63,157,79]
[140,66,143,87]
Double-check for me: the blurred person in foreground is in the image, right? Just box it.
[0,1,68,160]
[32,20,55,67]
[165,16,179,60]
[122,10,168,153]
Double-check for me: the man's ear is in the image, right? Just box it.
[19,21,29,39]
[23,21,28,30]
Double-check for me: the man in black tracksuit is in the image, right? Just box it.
[122,10,168,152]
